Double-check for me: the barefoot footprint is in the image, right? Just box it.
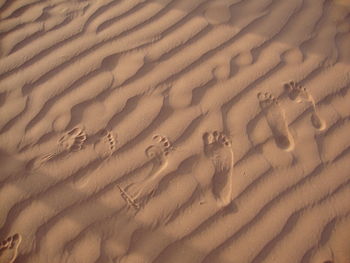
[284,81,326,131]
[93,129,117,158]
[203,131,234,207]
[28,126,87,169]
[0,233,22,263]
[58,126,87,152]
[118,135,173,209]
[257,92,294,151]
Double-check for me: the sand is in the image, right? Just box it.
[0,0,350,262]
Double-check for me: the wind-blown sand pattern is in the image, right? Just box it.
[0,0,350,262]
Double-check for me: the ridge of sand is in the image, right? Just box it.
[1,0,350,262]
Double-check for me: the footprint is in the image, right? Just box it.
[118,135,174,209]
[58,126,87,152]
[27,126,87,170]
[284,80,312,103]
[146,135,173,162]
[257,92,294,151]
[284,81,326,131]
[93,129,117,158]
[0,233,22,263]
[203,131,234,207]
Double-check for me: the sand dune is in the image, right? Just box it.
[1,0,350,262]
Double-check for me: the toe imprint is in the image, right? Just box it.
[105,130,117,151]
[94,129,117,158]
[258,92,294,151]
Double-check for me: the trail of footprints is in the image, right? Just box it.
[28,80,326,199]
[30,126,119,169]
[117,132,236,210]
[15,80,326,259]
[0,0,339,259]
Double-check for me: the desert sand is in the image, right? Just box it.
[0,0,350,262]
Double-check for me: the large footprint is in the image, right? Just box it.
[0,233,22,263]
[284,81,326,131]
[118,135,173,209]
[257,92,295,151]
[203,131,234,207]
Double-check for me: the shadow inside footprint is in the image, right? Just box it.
[284,80,312,102]
[311,112,326,131]
[257,92,294,151]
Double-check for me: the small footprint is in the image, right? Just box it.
[58,126,87,152]
[0,233,22,263]
[118,135,174,209]
[257,92,294,151]
[93,129,117,158]
[284,81,326,131]
[203,131,234,207]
